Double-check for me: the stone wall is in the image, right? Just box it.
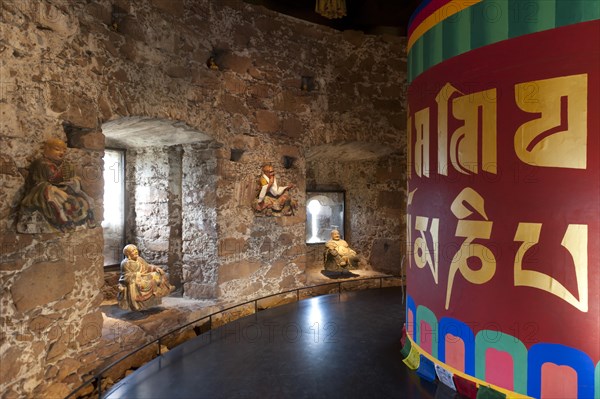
[1,143,105,398]
[306,153,406,275]
[0,0,407,396]
[166,146,183,288]
[181,142,220,299]
[128,147,171,264]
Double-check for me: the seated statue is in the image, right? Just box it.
[17,138,96,233]
[117,244,174,311]
[324,229,360,271]
[252,164,298,217]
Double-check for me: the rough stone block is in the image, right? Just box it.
[52,299,77,311]
[85,2,112,25]
[35,382,71,399]
[245,96,265,111]
[282,244,305,258]
[265,259,287,279]
[279,274,296,288]
[275,214,304,226]
[279,145,301,160]
[162,328,196,349]
[231,134,259,151]
[273,92,307,113]
[183,282,216,299]
[166,65,191,79]
[247,84,272,98]
[224,74,247,94]
[218,260,261,284]
[36,3,78,37]
[150,0,184,16]
[49,84,69,113]
[380,84,404,98]
[230,115,250,133]
[118,40,138,61]
[278,233,294,246]
[220,53,252,74]
[56,358,82,381]
[255,110,279,133]
[45,365,58,379]
[29,315,55,334]
[77,311,104,346]
[282,117,303,139]
[377,191,403,209]
[381,277,405,287]
[342,29,366,47]
[47,333,71,361]
[375,163,403,182]
[260,238,273,254]
[369,238,402,275]
[60,96,98,129]
[66,129,105,151]
[0,103,22,137]
[11,261,76,313]
[220,94,249,116]
[217,237,245,258]
[118,15,145,42]
[0,347,23,385]
[0,259,25,272]
[144,240,169,253]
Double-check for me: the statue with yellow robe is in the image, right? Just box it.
[324,229,360,271]
[117,245,175,311]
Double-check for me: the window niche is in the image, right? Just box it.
[305,191,345,244]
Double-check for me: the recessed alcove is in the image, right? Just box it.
[305,141,404,276]
[102,117,217,296]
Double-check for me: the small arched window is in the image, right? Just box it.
[305,191,345,244]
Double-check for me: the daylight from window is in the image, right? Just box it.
[102,149,125,265]
[307,199,323,243]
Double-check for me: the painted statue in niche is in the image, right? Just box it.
[252,164,298,216]
[17,138,96,234]
[117,244,175,311]
[324,229,360,271]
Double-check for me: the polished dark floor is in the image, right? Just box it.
[105,287,445,399]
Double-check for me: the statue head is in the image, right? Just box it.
[123,244,139,260]
[261,164,275,176]
[330,229,341,240]
[43,138,67,162]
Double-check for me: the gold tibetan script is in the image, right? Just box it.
[514,223,588,312]
[446,187,496,309]
[409,74,588,177]
[515,74,587,169]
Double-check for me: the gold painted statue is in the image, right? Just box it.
[252,164,298,216]
[324,229,359,271]
[117,244,175,311]
[17,138,96,233]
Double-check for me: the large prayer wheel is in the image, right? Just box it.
[405,1,599,397]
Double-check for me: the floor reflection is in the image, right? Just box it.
[106,288,451,399]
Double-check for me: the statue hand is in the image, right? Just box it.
[48,185,69,202]
[69,176,82,191]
